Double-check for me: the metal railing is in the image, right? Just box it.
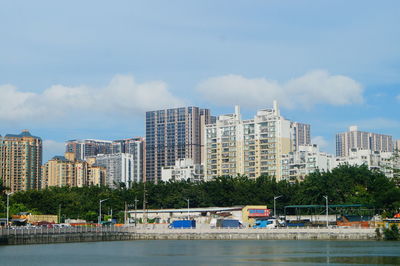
[0,224,376,236]
[0,226,134,236]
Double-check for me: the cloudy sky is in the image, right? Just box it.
[1,0,399,162]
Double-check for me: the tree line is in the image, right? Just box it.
[1,165,400,222]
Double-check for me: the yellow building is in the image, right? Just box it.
[242,205,270,226]
[42,152,106,188]
[0,130,42,192]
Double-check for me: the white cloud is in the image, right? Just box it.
[311,136,329,150]
[397,94,400,102]
[0,75,185,121]
[197,70,363,109]
[351,118,400,130]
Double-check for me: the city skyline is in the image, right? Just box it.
[1,1,400,162]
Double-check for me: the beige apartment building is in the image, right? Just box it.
[41,152,106,188]
[204,102,310,181]
[0,130,42,192]
[336,126,393,157]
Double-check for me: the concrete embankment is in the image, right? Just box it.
[1,227,378,245]
[133,228,377,241]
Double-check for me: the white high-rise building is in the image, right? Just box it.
[281,144,334,182]
[93,153,135,188]
[334,148,398,178]
[204,101,311,181]
[161,158,204,182]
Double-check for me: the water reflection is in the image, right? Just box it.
[0,240,399,265]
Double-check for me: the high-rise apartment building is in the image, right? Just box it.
[204,102,311,181]
[112,137,145,182]
[293,123,311,150]
[336,126,393,157]
[93,153,135,188]
[145,106,212,182]
[0,130,42,192]
[41,152,106,188]
[66,137,145,183]
[281,144,334,182]
[395,140,400,151]
[65,139,113,161]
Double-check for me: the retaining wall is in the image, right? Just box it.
[0,227,378,245]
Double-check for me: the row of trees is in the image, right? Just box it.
[1,165,400,222]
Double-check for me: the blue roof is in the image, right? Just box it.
[52,156,68,162]
[5,130,41,139]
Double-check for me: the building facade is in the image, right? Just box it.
[281,144,334,182]
[111,138,145,182]
[0,130,42,192]
[334,148,398,178]
[65,139,113,161]
[336,126,393,157]
[161,158,204,182]
[93,153,135,188]
[395,140,400,151]
[145,106,212,182]
[204,102,311,181]
[41,152,106,188]
[66,137,145,183]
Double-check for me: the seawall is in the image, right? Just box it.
[0,227,377,245]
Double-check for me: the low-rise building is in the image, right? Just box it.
[334,148,398,178]
[161,159,204,182]
[281,145,334,182]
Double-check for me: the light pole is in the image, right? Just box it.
[323,195,328,228]
[58,204,62,224]
[6,192,14,227]
[134,197,139,227]
[186,198,190,220]
[274,195,282,218]
[98,198,109,225]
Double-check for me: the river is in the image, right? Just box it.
[1,240,400,265]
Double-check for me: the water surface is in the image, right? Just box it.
[1,240,400,265]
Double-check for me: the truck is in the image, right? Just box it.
[253,219,277,229]
[216,219,242,228]
[168,220,196,229]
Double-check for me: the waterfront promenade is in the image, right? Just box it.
[0,225,377,245]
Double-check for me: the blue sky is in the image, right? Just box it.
[0,0,399,162]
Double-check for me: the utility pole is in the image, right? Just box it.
[124,202,127,225]
[98,198,109,225]
[323,195,329,228]
[143,182,147,224]
[274,195,282,218]
[186,198,190,220]
[134,196,139,227]
[58,204,62,224]
[6,192,14,227]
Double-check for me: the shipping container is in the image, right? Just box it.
[169,220,196,229]
[217,219,242,228]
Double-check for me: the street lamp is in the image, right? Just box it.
[6,192,14,227]
[98,198,109,224]
[274,195,282,218]
[323,195,328,228]
[134,197,139,227]
[186,198,190,220]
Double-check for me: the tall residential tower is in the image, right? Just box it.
[0,130,42,192]
[204,102,311,181]
[145,106,212,182]
[336,126,393,157]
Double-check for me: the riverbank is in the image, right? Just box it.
[0,227,377,245]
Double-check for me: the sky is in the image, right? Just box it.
[0,0,399,162]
